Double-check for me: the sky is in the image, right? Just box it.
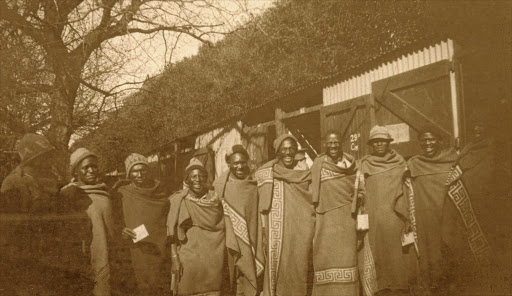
[101,0,276,96]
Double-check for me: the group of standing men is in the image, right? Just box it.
[0,120,506,296]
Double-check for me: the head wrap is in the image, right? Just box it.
[124,153,149,177]
[273,134,298,153]
[225,144,249,162]
[184,157,207,178]
[17,133,55,166]
[70,148,97,175]
[367,125,394,144]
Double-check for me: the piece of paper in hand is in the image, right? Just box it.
[357,214,369,231]
[402,232,415,246]
[132,224,149,243]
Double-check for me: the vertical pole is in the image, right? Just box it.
[452,39,466,147]
[450,72,459,140]
[368,93,376,127]
[448,39,460,148]
[275,106,286,137]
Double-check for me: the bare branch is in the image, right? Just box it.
[107,80,145,92]
[98,0,118,28]
[70,0,144,62]
[79,78,112,96]
[127,25,212,44]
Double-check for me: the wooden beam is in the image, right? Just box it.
[452,39,466,148]
[339,106,358,139]
[367,94,376,127]
[281,104,323,120]
[255,120,275,129]
[376,92,452,139]
[322,95,368,117]
[319,106,327,149]
[275,107,287,136]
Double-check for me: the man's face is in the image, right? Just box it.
[370,139,390,157]
[419,132,440,158]
[277,138,298,169]
[227,153,250,179]
[186,168,208,196]
[325,133,342,160]
[129,164,149,187]
[76,156,99,185]
[472,124,486,140]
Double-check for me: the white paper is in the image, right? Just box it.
[357,214,369,231]
[402,232,415,246]
[132,224,149,243]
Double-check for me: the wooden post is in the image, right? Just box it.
[319,107,326,152]
[451,39,466,148]
[275,107,287,137]
[368,93,376,128]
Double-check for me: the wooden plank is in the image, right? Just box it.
[452,40,467,146]
[376,92,452,139]
[372,60,450,97]
[275,107,286,136]
[339,105,358,139]
[281,104,322,120]
[322,95,368,117]
[319,105,327,148]
[245,120,274,131]
[367,94,376,127]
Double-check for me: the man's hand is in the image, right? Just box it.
[122,228,137,240]
[171,255,183,281]
[402,221,412,237]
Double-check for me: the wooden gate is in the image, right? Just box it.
[372,60,458,157]
[320,95,372,159]
[320,59,459,160]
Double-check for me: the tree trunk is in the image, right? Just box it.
[47,65,81,179]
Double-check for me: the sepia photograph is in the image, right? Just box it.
[0,0,511,295]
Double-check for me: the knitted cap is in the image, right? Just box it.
[125,153,149,177]
[273,134,298,153]
[184,157,207,178]
[70,148,97,175]
[367,125,394,144]
[225,144,249,162]
[17,133,55,165]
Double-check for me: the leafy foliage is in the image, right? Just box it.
[82,0,511,170]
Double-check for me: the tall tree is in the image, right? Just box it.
[0,0,243,156]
